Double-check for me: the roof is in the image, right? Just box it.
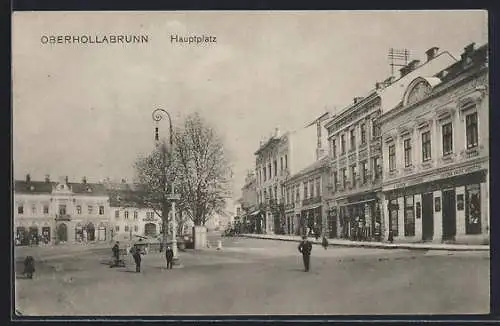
[287,156,330,183]
[254,137,282,156]
[15,179,111,197]
[14,181,55,194]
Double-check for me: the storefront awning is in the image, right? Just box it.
[340,198,376,207]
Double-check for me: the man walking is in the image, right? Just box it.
[132,245,142,273]
[111,241,120,268]
[298,235,313,272]
[165,245,174,270]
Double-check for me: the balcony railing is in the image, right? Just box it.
[285,203,295,210]
[55,214,71,221]
[302,196,322,206]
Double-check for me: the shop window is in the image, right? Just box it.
[389,144,396,171]
[442,122,453,155]
[404,196,415,236]
[466,112,478,149]
[422,131,432,162]
[404,139,412,167]
[465,184,481,234]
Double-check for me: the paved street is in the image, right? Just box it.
[15,237,489,316]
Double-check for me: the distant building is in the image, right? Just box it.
[14,175,111,245]
[379,43,489,244]
[283,156,330,236]
[254,113,331,234]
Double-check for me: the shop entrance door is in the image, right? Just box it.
[421,193,434,241]
[442,189,456,241]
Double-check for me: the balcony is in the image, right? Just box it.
[302,196,322,206]
[284,203,295,211]
[55,214,71,221]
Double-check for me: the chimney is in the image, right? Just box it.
[121,178,127,184]
[353,97,364,104]
[407,59,420,71]
[64,176,69,184]
[274,128,280,138]
[461,43,476,62]
[375,82,383,90]
[25,174,31,183]
[425,47,439,61]
[44,174,50,183]
[82,176,87,184]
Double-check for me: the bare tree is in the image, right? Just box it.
[173,112,232,226]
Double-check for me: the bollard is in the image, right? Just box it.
[217,240,222,250]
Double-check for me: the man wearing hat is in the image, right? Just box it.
[297,235,313,272]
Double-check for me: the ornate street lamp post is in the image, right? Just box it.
[152,108,181,262]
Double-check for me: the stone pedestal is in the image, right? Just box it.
[193,226,207,250]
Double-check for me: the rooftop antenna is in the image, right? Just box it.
[388,48,410,77]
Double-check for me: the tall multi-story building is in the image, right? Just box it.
[379,43,488,244]
[238,170,258,232]
[324,46,456,240]
[254,113,331,234]
[14,175,111,245]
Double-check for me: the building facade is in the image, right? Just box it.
[284,156,330,236]
[14,175,111,245]
[239,170,258,233]
[324,46,457,242]
[379,43,489,244]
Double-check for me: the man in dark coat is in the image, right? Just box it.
[23,256,35,279]
[111,241,120,267]
[298,235,313,272]
[165,245,174,269]
[132,245,142,273]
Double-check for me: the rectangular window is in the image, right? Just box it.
[285,155,288,169]
[268,163,272,179]
[350,129,356,150]
[274,160,277,177]
[99,206,105,215]
[341,134,346,154]
[342,168,347,188]
[404,139,412,167]
[77,205,82,215]
[372,119,380,138]
[373,157,381,180]
[134,211,138,219]
[115,225,120,232]
[442,123,453,155]
[332,139,337,158]
[303,182,308,199]
[134,225,139,232]
[88,205,93,214]
[316,178,321,197]
[124,211,129,219]
[333,171,338,187]
[31,204,36,215]
[361,161,368,184]
[296,186,300,202]
[404,196,415,236]
[361,123,367,145]
[125,225,129,232]
[309,181,314,199]
[280,157,283,172]
[115,210,119,219]
[263,167,267,181]
[465,184,481,234]
[466,113,478,149]
[59,205,66,216]
[43,205,49,214]
[351,165,357,188]
[18,205,24,214]
[422,131,432,161]
[389,144,396,171]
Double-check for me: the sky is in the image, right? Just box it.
[12,10,488,211]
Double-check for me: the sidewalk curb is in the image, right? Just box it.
[241,234,489,252]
